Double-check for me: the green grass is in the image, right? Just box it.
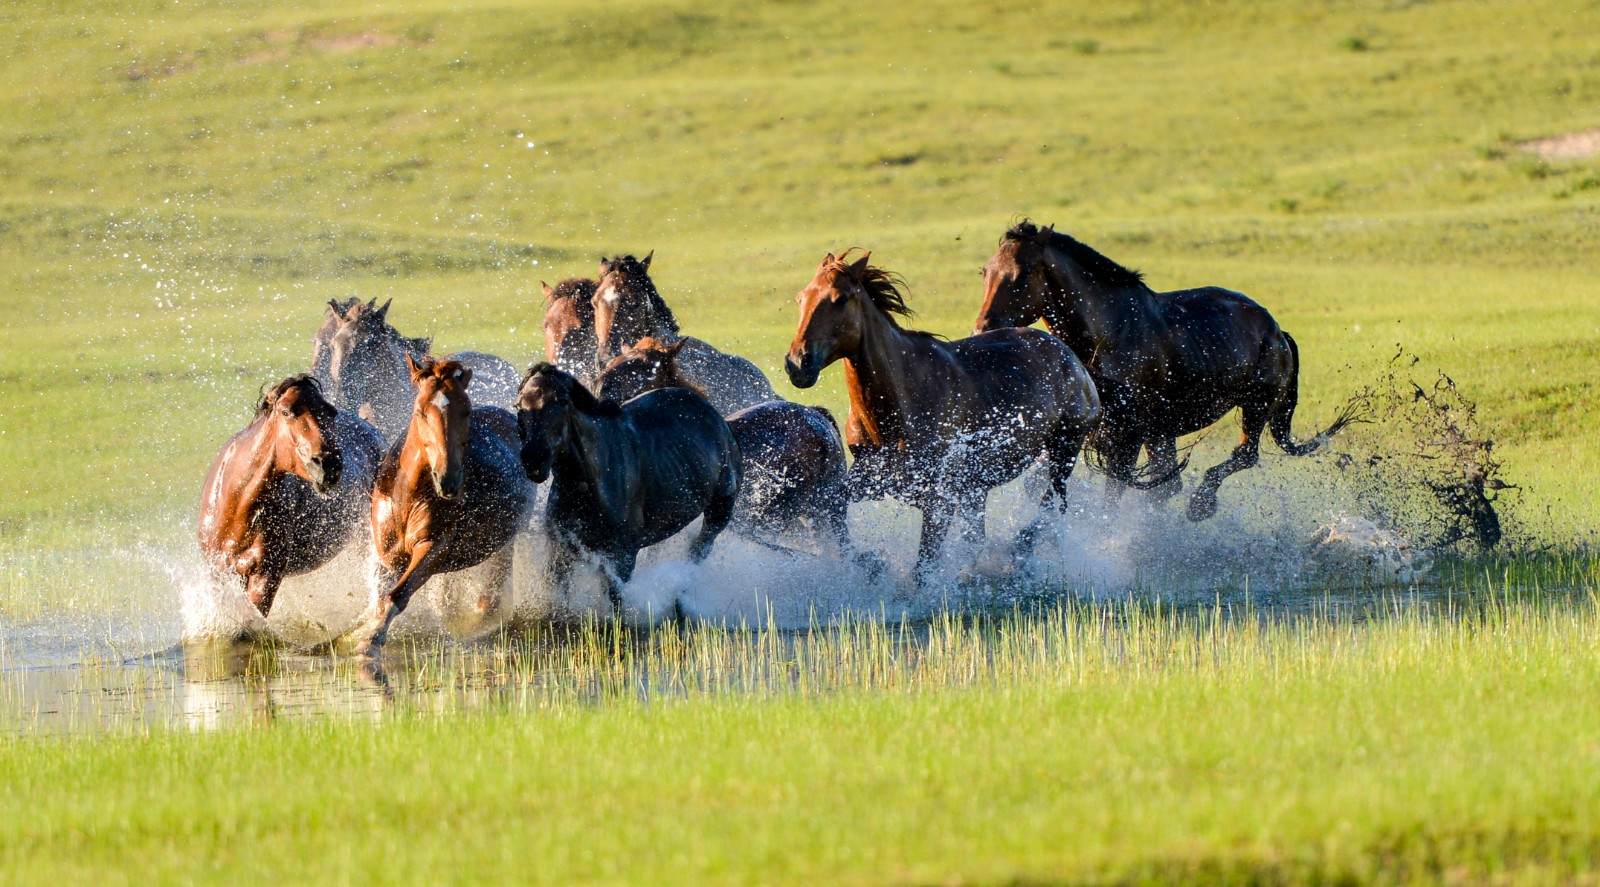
[4,1,1600,880]
[1,0,1597,545]
[6,590,1600,882]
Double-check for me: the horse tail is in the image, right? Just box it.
[1270,331,1365,456]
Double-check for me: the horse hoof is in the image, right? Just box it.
[1187,493,1219,522]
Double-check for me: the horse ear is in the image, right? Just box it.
[640,250,653,270]
[849,252,872,274]
[540,280,555,300]
[820,252,836,270]
[405,353,424,384]
[375,299,391,321]
[327,299,347,319]
[456,366,473,389]
[666,338,689,358]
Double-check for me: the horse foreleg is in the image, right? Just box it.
[914,503,955,584]
[244,569,283,619]
[1100,432,1140,506]
[689,476,738,564]
[600,549,638,614]
[350,539,439,655]
[1018,423,1090,557]
[1187,406,1268,522]
[956,487,987,545]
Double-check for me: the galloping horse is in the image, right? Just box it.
[974,221,1359,520]
[339,356,531,654]
[540,278,599,384]
[597,338,850,552]
[312,297,522,441]
[198,375,384,617]
[517,363,741,611]
[589,253,776,413]
[785,251,1101,580]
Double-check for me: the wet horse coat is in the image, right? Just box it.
[974,221,1357,519]
[517,363,742,611]
[312,297,523,441]
[198,375,383,618]
[340,356,531,653]
[597,339,849,551]
[785,251,1101,579]
[589,253,776,413]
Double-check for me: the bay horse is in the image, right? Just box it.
[338,356,532,654]
[312,297,523,441]
[785,251,1102,580]
[973,221,1360,520]
[589,252,776,413]
[517,363,741,611]
[198,375,384,618]
[540,278,599,384]
[597,338,850,552]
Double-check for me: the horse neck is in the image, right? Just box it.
[554,408,624,496]
[840,307,924,446]
[1039,247,1158,351]
[390,414,439,507]
[219,421,290,523]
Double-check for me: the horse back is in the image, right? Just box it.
[1154,286,1286,383]
[621,388,741,540]
[947,327,1096,419]
[674,337,778,414]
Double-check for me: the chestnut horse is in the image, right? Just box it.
[312,297,523,441]
[785,251,1101,580]
[517,363,741,611]
[974,221,1360,520]
[597,338,850,552]
[339,356,531,654]
[540,278,599,384]
[198,375,384,617]
[589,253,776,413]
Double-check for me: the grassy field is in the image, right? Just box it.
[6,588,1600,882]
[3,0,1600,881]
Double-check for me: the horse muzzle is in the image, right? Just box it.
[302,453,341,496]
[784,352,820,389]
[432,467,464,500]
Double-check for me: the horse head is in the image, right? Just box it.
[595,336,689,403]
[541,278,599,379]
[404,354,473,500]
[974,220,1053,334]
[257,375,342,495]
[516,362,617,484]
[786,250,910,388]
[591,251,679,363]
[316,297,422,410]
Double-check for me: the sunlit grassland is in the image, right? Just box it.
[5,588,1600,882]
[0,0,1597,548]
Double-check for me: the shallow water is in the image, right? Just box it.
[1,465,1504,736]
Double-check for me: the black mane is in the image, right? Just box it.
[1006,220,1147,289]
[256,374,327,417]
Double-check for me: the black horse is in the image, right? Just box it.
[974,221,1359,520]
[516,363,742,611]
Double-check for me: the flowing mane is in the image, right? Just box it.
[601,254,680,336]
[828,250,942,340]
[1005,220,1148,290]
[255,374,325,417]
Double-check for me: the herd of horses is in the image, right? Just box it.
[198,222,1356,654]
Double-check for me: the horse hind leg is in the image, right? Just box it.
[1145,437,1183,502]
[1018,421,1089,556]
[1187,402,1268,522]
[689,462,740,563]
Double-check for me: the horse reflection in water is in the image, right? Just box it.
[197,375,383,626]
[338,356,532,655]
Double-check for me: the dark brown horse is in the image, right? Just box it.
[785,251,1102,580]
[312,297,523,442]
[590,253,776,413]
[198,375,384,618]
[517,363,741,611]
[597,338,850,552]
[541,278,599,384]
[338,356,531,654]
[974,221,1359,520]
